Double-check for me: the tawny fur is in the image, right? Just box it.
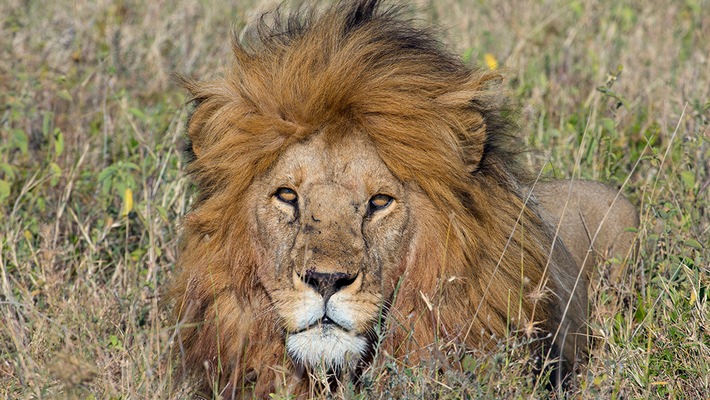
[169,1,637,397]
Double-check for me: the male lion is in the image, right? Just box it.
[170,0,638,397]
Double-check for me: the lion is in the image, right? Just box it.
[169,0,639,397]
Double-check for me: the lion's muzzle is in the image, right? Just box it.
[286,269,372,369]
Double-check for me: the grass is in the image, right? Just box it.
[1,0,708,398]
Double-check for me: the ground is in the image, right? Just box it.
[1,0,708,398]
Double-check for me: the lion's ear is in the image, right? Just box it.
[435,89,488,174]
[435,72,505,173]
[184,98,205,161]
[174,74,213,161]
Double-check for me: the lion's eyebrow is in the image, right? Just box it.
[274,173,303,187]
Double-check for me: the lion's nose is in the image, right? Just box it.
[302,270,357,300]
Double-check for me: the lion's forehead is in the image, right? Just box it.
[266,130,401,196]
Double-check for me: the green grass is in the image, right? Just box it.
[1,0,708,398]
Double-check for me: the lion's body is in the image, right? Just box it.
[170,1,638,397]
[533,180,639,280]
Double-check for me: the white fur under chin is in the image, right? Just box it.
[286,326,367,369]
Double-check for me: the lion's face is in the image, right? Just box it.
[247,129,415,370]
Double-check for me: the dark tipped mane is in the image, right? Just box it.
[178,0,528,214]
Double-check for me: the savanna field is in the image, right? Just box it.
[1,0,708,398]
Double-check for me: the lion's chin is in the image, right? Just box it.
[286,325,368,370]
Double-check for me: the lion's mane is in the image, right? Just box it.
[170,0,587,396]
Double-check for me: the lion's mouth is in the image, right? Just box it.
[293,315,340,334]
[286,318,369,369]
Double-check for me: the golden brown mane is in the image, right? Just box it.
[170,0,589,397]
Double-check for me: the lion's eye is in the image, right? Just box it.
[275,187,298,204]
[368,194,393,212]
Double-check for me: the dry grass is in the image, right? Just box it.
[1,0,708,398]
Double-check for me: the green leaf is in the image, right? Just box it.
[101,178,112,197]
[570,0,583,17]
[0,180,10,204]
[42,112,53,137]
[596,86,630,110]
[128,107,146,120]
[680,170,695,189]
[656,208,668,219]
[155,205,168,221]
[633,301,646,323]
[461,47,474,63]
[600,117,617,136]
[0,162,16,181]
[122,162,140,171]
[49,162,62,187]
[107,335,123,350]
[684,239,703,250]
[461,354,477,372]
[57,89,73,102]
[97,166,116,184]
[12,129,28,155]
[130,247,145,261]
[54,129,64,157]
